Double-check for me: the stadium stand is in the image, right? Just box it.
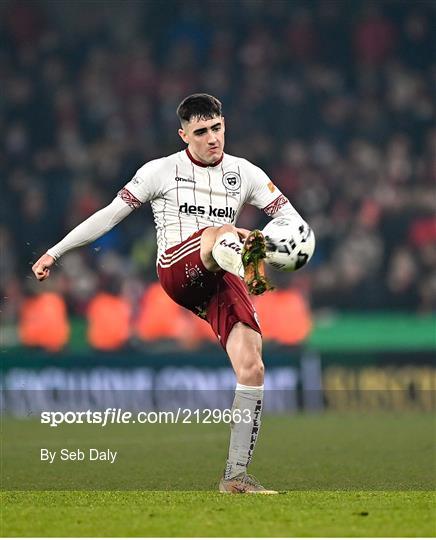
[2,0,435,350]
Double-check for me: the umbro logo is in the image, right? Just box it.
[175,176,196,184]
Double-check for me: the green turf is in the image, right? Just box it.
[1,412,435,536]
[2,413,435,490]
[2,490,435,537]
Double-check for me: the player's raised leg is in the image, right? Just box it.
[219,322,277,494]
[200,224,243,274]
[200,225,271,295]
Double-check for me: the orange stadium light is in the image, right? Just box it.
[87,292,131,351]
[254,288,312,345]
[19,292,70,352]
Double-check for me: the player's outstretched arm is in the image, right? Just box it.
[32,196,134,281]
[32,253,56,281]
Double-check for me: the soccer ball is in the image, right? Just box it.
[262,216,315,272]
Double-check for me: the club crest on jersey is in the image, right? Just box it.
[222,171,241,192]
[184,263,204,288]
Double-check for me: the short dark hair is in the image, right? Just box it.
[177,93,222,124]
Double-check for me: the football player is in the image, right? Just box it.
[32,94,304,493]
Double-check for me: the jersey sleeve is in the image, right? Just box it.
[117,159,163,209]
[243,160,302,219]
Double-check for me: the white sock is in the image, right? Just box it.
[212,232,244,278]
[224,383,264,480]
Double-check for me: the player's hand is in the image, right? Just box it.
[32,253,55,281]
[236,228,251,242]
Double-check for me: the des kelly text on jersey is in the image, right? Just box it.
[179,203,236,221]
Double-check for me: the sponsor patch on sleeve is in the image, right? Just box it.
[263,194,289,216]
[267,181,276,193]
[118,187,142,210]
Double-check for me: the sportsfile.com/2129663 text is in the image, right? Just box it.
[40,408,254,427]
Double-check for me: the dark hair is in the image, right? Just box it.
[177,93,222,124]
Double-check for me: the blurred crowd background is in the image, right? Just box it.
[1,0,435,347]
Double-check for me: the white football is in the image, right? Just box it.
[262,216,315,272]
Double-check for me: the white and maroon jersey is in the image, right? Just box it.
[118,149,301,258]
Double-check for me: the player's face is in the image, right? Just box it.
[178,116,225,164]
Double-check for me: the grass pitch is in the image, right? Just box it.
[1,412,435,536]
[3,490,435,537]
